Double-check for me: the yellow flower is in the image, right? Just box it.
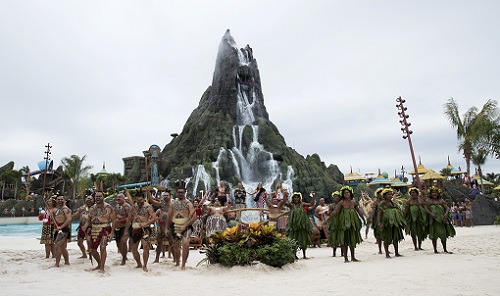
[248,222,260,231]
[261,224,274,235]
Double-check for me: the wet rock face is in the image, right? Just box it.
[137,30,343,198]
[472,196,500,225]
[210,29,269,124]
[443,181,499,225]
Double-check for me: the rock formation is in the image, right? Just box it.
[153,30,343,199]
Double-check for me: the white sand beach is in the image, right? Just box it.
[0,226,499,296]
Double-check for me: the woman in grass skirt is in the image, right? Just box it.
[424,186,455,254]
[283,192,316,259]
[329,186,366,263]
[377,188,406,258]
[403,187,428,251]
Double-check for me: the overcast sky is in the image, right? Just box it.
[1,1,499,180]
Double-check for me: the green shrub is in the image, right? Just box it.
[218,243,256,267]
[256,238,296,268]
[197,243,220,267]
[198,223,296,268]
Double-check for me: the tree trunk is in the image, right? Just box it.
[478,165,485,193]
[465,157,471,180]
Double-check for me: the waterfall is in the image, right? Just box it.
[181,40,294,198]
[212,148,226,186]
[191,165,212,197]
[236,83,255,125]
[212,74,293,199]
[228,150,242,180]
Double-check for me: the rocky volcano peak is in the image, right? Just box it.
[136,30,345,199]
[210,29,269,125]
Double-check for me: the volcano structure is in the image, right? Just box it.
[154,30,343,200]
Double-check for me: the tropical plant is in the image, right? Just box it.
[196,243,221,267]
[472,149,488,193]
[198,223,296,268]
[256,238,297,268]
[218,243,256,266]
[0,162,22,199]
[443,98,499,176]
[61,155,92,199]
[474,112,500,159]
[18,166,32,197]
[440,167,452,178]
[103,172,128,191]
[485,172,500,185]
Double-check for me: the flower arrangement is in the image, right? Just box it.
[198,222,296,268]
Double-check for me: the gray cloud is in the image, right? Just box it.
[0,1,498,178]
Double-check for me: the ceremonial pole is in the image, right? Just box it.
[41,143,52,197]
[396,97,422,193]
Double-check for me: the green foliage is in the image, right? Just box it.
[0,199,35,216]
[198,223,296,268]
[443,98,499,176]
[494,215,500,225]
[440,167,452,177]
[395,197,407,208]
[197,243,220,267]
[218,243,256,266]
[61,155,92,199]
[1,199,17,208]
[256,238,297,268]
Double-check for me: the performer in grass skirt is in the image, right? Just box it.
[283,192,316,259]
[327,191,340,256]
[377,188,406,258]
[424,186,455,254]
[403,187,428,251]
[367,188,384,254]
[329,186,365,263]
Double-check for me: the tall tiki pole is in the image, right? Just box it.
[396,97,422,193]
[41,143,52,197]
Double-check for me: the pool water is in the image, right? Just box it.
[0,222,80,238]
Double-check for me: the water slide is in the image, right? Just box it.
[116,181,151,190]
[21,160,53,177]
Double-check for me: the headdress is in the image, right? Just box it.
[374,188,384,198]
[291,192,302,202]
[408,187,420,196]
[339,186,354,199]
[175,179,186,190]
[427,186,441,198]
[331,191,340,198]
[381,188,394,197]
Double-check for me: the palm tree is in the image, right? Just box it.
[485,172,500,185]
[61,155,92,199]
[443,98,499,177]
[440,167,452,180]
[0,163,21,200]
[476,120,500,159]
[105,172,128,190]
[472,149,488,193]
[19,166,31,196]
